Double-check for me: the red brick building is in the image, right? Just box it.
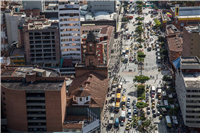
[1,65,66,132]
[81,25,115,64]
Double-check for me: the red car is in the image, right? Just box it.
[151,94,155,98]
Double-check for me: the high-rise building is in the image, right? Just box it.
[183,25,200,59]
[58,1,82,66]
[1,66,66,132]
[20,16,61,67]
[175,56,200,132]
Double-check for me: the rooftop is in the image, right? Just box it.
[180,56,200,66]
[166,24,180,36]
[171,6,200,17]
[167,33,183,52]
[183,72,200,88]
[185,25,200,33]
[11,48,25,56]
[67,72,109,108]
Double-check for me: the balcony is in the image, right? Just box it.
[27,120,46,123]
[186,112,200,116]
[28,125,46,128]
[186,108,200,111]
[27,114,46,117]
[27,103,45,106]
[186,97,200,100]
[186,102,200,106]
[26,97,45,100]
[27,108,46,112]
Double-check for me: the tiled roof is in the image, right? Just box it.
[67,71,109,108]
[73,89,91,97]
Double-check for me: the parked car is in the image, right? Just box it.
[133,105,137,109]
[157,112,160,116]
[121,121,124,126]
[153,113,156,117]
[132,99,136,105]
[133,109,137,114]
[127,102,130,108]
[128,116,132,121]
[127,97,130,102]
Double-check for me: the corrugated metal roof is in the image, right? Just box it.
[172,6,200,16]
[172,56,181,70]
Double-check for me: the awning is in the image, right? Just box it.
[172,56,181,70]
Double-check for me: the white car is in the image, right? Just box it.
[127,102,130,108]
[157,112,160,116]
[133,109,137,114]
[147,110,150,114]
[127,97,130,102]
[128,116,132,121]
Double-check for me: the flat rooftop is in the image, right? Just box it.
[1,66,60,77]
[171,6,200,16]
[166,24,180,35]
[185,25,200,33]
[183,72,200,88]
[181,57,200,65]
[167,34,183,52]
[1,81,64,90]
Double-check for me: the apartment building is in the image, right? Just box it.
[175,57,200,132]
[58,1,82,66]
[81,25,114,64]
[20,16,60,67]
[1,66,66,132]
[183,25,200,59]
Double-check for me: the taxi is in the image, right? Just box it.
[158,96,161,100]
[159,115,163,120]
[126,124,130,130]
[152,105,155,108]
[146,88,149,92]
[122,105,125,110]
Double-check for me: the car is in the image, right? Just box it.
[151,98,155,102]
[146,92,149,96]
[159,115,163,120]
[158,96,161,100]
[133,109,137,114]
[157,112,160,116]
[147,106,150,110]
[122,105,125,110]
[122,91,126,96]
[153,113,156,117]
[127,102,130,108]
[157,104,160,108]
[132,99,136,105]
[147,110,150,114]
[123,88,126,92]
[146,89,149,92]
[151,94,155,98]
[134,114,138,117]
[121,121,124,126]
[133,105,137,109]
[133,124,137,128]
[128,116,132,121]
[126,124,130,130]
[127,97,130,102]
[152,105,155,108]
[152,108,156,113]
[146,97,149,100]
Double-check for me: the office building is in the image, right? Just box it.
[88,0,116,13]
[183,25,200,59]
[81,25,115,64]
[10,48,25,66]
[20,16,61,67]
[175,56,200,132]
[1,66,66,132]
[58,1,82,66]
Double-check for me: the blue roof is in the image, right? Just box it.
[172,56,181,70]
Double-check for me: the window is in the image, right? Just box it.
[86,97,88,100]
[3,103,6,106]
[74,96,76,100]
[3,98,5,100]
[2,92,5,95]
[4,109,6,111]
[80,98,82,101]
[98,54,100,56]
[191,52,193,54]
[97,45,100,48]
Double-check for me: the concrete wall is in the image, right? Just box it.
[190,32,200,59]
[182,27,191,57]
[89,1,115,12]
[1,85,28,132]
[5,12,21,45]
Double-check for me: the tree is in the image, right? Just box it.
[133,75,150,83]
[139,118,157,133]
[169,107,178,116]
[137,38,145,44]
[139,45,143,48]
[168,99,174,104]
[137,85,145,100]
[154,19,161,28]
[137,22,143,25]
[136,102,147,109]
[122,17,129,22]
[158,36,165,42]
[136,1,143,5]
[135,26,144,36]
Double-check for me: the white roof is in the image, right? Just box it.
[94,11,113,20]
[121,110,126,117]
[125,54,128,58]
[165,116,171,123]
[151,86,155,91]
[158,89,162,93]
[128,109,131,113]
[111,113,114,118]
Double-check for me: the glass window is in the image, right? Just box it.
[80,98,82,101]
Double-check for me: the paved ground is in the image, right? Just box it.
[101,6,169,133]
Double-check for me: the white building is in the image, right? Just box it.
[175,56,200,128]
[58,1,82,66]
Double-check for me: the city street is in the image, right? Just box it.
[101,5,170,133]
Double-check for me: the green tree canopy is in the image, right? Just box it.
[136,102,147,109]
[135,26,144,35]
[133,75,150,83]
[136,1,143,5]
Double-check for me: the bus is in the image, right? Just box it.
[122,95,126,105]
[121,110,126,122]
[165,116,172,128]
[116,93,121,102]
[115,102,120,112]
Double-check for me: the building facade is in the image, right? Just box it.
[20,16,61,67]
[88,0,116,13]
[175,57,200,132]
[58,1,82,66]
[1,66,66,132]
[183,25,200,59]
[81,25,114,64]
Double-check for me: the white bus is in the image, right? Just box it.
[165,116,172,127]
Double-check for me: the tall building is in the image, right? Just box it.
[183,25,200,59]
[1,66,66,132]
[175,56,200,132]
[20,16,61,67]
[58,1,82,66]
[88,0,116,12]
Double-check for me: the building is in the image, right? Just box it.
[81,25,115,64]
[183,25,200,59]
[10,47,25,66]
[20,15,61,67]
[64,31,109,132]
[88,0,116,13]
[1,66,66,132]
[58,1,82,66]
[5,4,25,46]
[166,25,183,62]
[169,6,200,30]
[175,56,200,133]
